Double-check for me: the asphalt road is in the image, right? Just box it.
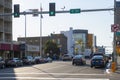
[0,60,119,80]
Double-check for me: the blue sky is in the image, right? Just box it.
[13,0,114,48]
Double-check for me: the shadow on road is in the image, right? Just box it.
[0,67,16,80]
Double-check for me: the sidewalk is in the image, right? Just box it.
[105,56,120,74]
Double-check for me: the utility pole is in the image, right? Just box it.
[23,11,27,57]
[40,3,43,57]
[112,0,119,71]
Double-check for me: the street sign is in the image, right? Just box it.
[29,9,39,17]
[70,9,81,14]
[116,32,120,36]
[111,24,120,32]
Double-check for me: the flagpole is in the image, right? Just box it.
[40,3,42,57]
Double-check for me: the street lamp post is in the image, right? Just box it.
[24,11,27,57]
[40,4,43,57]
[113,0,118,69]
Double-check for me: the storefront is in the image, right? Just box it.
[0,43,20,59]
[27,45,39,57]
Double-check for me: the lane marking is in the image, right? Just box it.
[0,77,109,80]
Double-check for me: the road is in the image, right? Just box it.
[0,60,118,80]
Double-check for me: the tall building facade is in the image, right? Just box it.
[0,0,13,59]
[61,27,74,56]
[0,0,12,42]
[61,27,88,55]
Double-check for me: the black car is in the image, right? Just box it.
[91,55,106,68]
[0,57,5,69]
[72,55,86,65]
[5,58,23,67]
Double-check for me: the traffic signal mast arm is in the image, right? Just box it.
[0,8,114,16]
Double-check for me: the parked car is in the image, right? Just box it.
[72,54,86,65]
[34,56,42,64]
[0,57,5,69]
[46,57,52,63]
[91,55,106,68]
[22,56,35,65]
[5,58,23,67]
[62,54,73,61]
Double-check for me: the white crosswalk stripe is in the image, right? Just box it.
[0,72,109,80]
[0,77,109,80]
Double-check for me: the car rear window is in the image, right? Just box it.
[92,56,103,59]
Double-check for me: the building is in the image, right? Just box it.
[0,0,12,42]
[18,34,67,58]
[61,27,74,55]
[61,27,88,55]
[87,34,97,52]
[0,0,15,59]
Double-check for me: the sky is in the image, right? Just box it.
[13,0,114,49]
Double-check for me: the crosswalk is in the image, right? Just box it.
[0,73,109,80]
[0,77,109,80]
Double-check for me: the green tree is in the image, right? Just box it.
[44,40,60,59]
[75,39,85,53]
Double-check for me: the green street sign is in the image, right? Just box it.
[70,9,81,14]
[116,32,120,36]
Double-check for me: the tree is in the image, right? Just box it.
[75,39,85,54]
[44,40,60,59]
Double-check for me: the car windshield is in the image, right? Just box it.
[74,55,82,58]
[92,55,103,59]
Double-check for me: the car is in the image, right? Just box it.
[22,56,35,65]
[34,56,41,64]
[5,58,23,67]
[62,54,73,61]
[46,57,52,63]
[90,55,106,68]
[72,55,86,65]
[0,57,5,69]
[34,56,47,64]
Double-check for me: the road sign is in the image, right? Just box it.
[111,24,120,32]
[116,32,120,36]
[70,9,81,14]
[29,9,39,17]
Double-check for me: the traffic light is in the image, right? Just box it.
[14,4,20,17]
[49,3,55,16]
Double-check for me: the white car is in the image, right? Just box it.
[62,54,73,61]
[46,57,52,62]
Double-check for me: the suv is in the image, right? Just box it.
[0,57,5,69]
